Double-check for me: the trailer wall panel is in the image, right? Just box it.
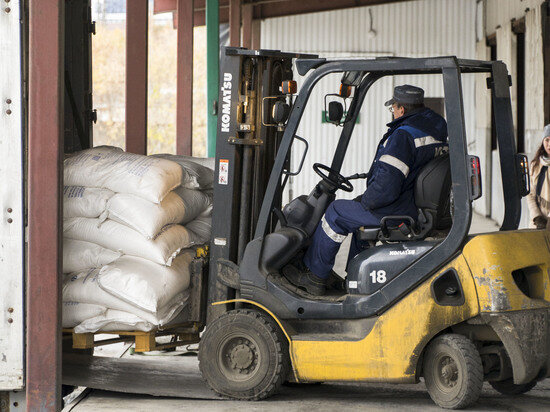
[0,0,25,391]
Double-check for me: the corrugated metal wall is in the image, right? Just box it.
[486,0,545,35]
[482,0,546,228]
[261,0,477,202]
[262,0,476,56]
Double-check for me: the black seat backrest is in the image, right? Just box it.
[414,154,452,230]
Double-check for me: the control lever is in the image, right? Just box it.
[346,173,368,180]
[272,208,288,227]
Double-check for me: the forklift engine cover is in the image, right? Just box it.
[346,241,435,295]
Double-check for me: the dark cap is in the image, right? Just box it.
[384,84,425,106]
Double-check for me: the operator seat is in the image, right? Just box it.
[260,154,451,273]
[358,153,452,242]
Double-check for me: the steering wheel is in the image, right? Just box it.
[313,163,354,192]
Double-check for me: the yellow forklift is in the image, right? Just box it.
[199,48,550,409]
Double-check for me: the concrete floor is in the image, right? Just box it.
[68,213,546,412]
[71,379,550,412]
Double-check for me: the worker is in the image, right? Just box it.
[527,124,550,229]
[283,85,448,295]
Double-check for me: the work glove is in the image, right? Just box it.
[533,215,547,229]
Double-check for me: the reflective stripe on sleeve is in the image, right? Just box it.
[321,216,346,243]
[379,154,410,177]
[414,135,440,148]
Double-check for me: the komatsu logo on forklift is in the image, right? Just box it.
[389,249,416,256]
[220,73,232,133]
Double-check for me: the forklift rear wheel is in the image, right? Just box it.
[423,334,483,409]
[489,378,537,395]
[199,309,290,400]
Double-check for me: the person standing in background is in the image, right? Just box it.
[527,124,550,229]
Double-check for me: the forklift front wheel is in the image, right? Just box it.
[198,309,290,400]
[423,334,483,409]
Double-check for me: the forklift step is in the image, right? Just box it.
[62,322,200,353]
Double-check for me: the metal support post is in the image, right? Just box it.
[125,0,149,154]
[229,0,240,46]
[27,0,64,409]
[207,0,219,157]
[251,18,261,50]
[242,4,252,49]
[176,0,194,155]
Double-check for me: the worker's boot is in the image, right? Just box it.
[327,271,346,291]
[281,263,326,296]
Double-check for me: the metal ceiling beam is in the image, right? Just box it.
[158,0,412,26]
[154,0,177,13]
[252,0,413,20]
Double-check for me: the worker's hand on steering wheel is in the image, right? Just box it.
[313,163,354,192]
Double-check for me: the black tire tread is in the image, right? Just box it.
[424,333,483,409]
[198,308,290,401]
[489,378,537,395]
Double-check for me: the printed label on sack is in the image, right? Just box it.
[219,159,229,185]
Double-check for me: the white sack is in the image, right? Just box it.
[63,186,114,218]
[63,217,197,265]
[63,238,121,273]
[98,252,194,313]
[153,154,214,190]
[186,216,212,244]
[173,187,212,220]
[165,155,215,171]
[64,146,183,203]
[62,269,187,325]
[103,189,211,239]
[62,301,106,328]
[74,309,155,333]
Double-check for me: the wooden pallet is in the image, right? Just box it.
[62,322,201,353]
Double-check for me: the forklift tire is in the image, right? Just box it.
[423,334,483,409]
[489,378,537,395]
[198,309,290,400]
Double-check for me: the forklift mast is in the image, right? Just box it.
[207,48,317,321]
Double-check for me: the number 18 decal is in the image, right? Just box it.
[369,270,387,283]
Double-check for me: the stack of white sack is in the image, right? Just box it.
[61,146,215,333]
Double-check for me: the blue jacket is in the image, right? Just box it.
[361,107,448,219]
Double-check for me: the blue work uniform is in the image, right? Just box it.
[303,107,448,279]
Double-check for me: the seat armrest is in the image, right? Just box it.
[356,227,380,241]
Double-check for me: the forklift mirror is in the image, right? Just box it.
[341,71,364,87]
[272,101,291,124]
[327,101,344,124]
